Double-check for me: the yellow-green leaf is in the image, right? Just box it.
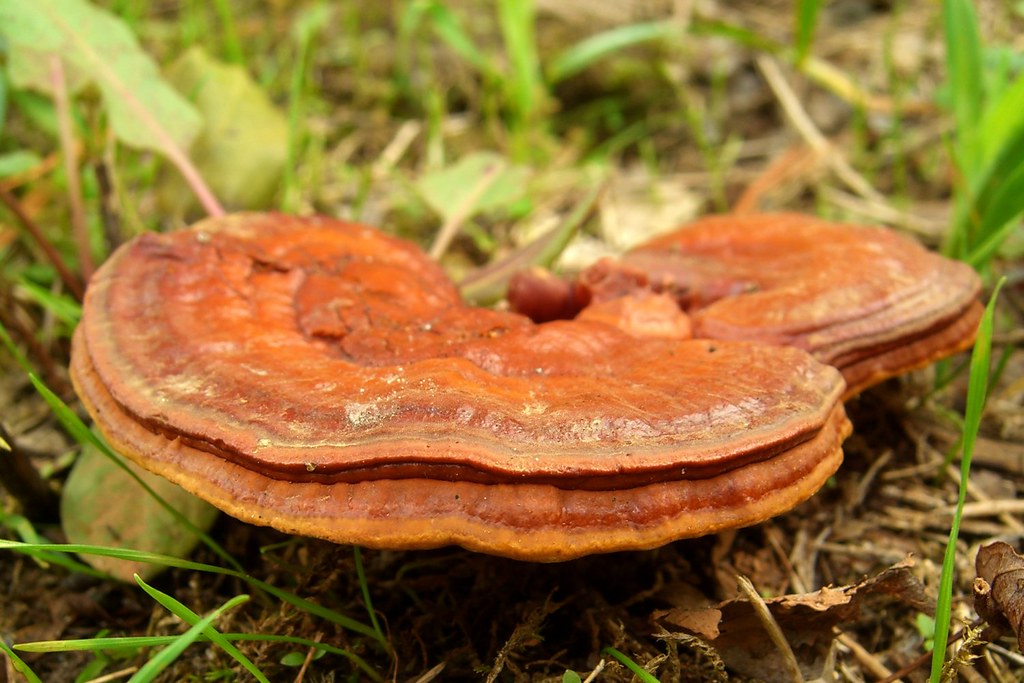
[60,437,218,582]
[0,0,201,152]
[159,46,289,213]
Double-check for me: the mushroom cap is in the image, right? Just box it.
[624,213,984,396]
[71,213,850,561]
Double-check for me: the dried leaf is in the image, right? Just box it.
[60,438,218,582]
[654,558,929,683]
[158,46,288,213]
[0,0,201,152]
[974,541,1024,649]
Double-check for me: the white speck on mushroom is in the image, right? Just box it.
[346,402,381,427]
[523,401,548,416]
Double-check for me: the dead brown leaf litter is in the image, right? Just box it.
[2,0,1024,681]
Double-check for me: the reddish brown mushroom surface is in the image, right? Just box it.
[71,213,850,561]
[512,213,983,397]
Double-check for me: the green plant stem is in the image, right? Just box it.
[353,547,385,644]
[929,278,1004,682]
[210,0,244,64]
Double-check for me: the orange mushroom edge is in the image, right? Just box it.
[71,212,851,562]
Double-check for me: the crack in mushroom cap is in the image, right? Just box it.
[620,213,984,396]
[71,213,851,561]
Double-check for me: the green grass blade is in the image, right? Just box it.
[497,0,541,122]
[929,278,1004,682]
[353,546,385,643]
[602,646,659,683]
[974,68,1024,166]
[0,511,111,578]
[16,632,383,682]
[210,0,244,64]
[128,593,249,683]
[0,639,44,683]
[0,317,242,573]
[0,539,385,643]
[690,16,782,54]
[421,0,496,78]
[547,21,680,85]
[282,2,328,212]
[794,0,822,65]
[459,179,602,304]
[16,277,82,327]
[134,575,269,683]
[968,164,1024,267]
[942,0,983,169]
[28,373,244,572]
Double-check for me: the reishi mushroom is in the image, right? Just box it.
[71,213,850,561]
[510,213,984,397]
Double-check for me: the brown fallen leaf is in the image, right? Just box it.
[653,558,931,683]
[974,541,1024,650]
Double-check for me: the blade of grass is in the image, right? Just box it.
[210,0,244,64]
[793,0,822,65]
[135,575,268,683]
[546,21,681,85]
[929,277,1004,682]
[128,591,248,683]
[415,0,497,79]
[31,371,245,573]
[497,0,541,118]
[0,640,43,683]
[0,316,243,572]
[968,168,1024,267]
[943,0,983,154]
[0,540,385,643]
[16,277,82,328]
[602,647,659,683]
[16,632,382,682]
[282,2,329,213]
[353,547,385,644]
[459,179,602,304]
[0,511,109,577]
[497,0,544,159]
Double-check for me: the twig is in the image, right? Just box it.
[0,290,70,398]
[755,54,888,206]
[836,632,895,680]
[736,574,804,683]
[0,422,60,522]
[0,187,84,301]
[93,156,123,252]
[50,56,94,281]
[581,659,606,683]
